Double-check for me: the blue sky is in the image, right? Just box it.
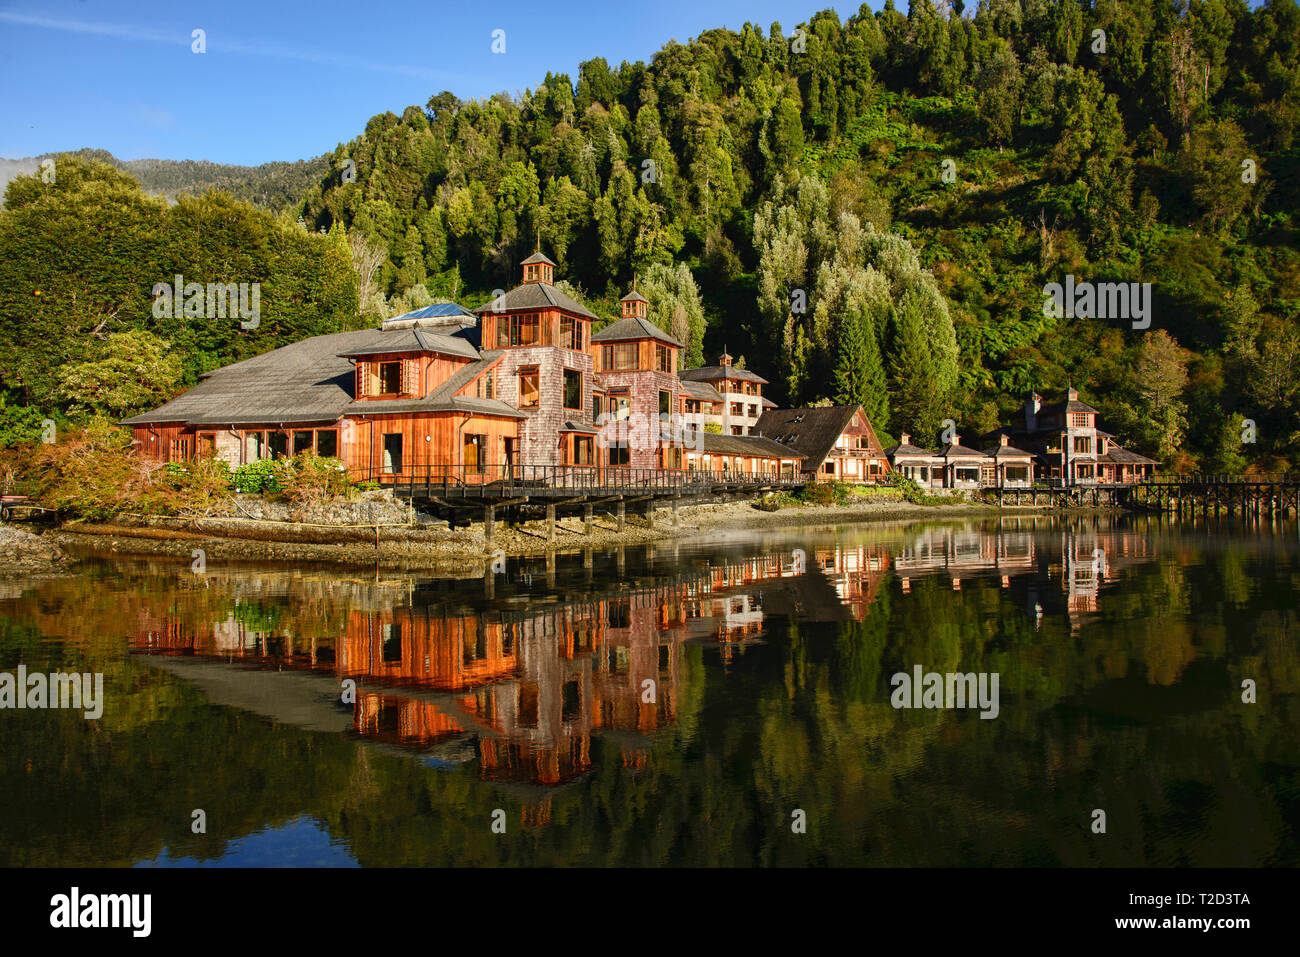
[1,0,873,165]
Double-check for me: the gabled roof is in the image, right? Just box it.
[620,290,648,303]
[983,442,1035,459]
[753,405,873,466]
[336,326,480,360]
[1099,446,1158,465]
[473,282,596,319]
[1037,396,1100,416]
[938,441,989,459]
[521,251,557,266]
[681,380,723,402]
[699,432,804,458]
[590,315,682,347]
[679,364,769,385]
[885,442,941,458]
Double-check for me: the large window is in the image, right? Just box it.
[608,441,630,466]
[518,367,540,408]
[1070,412,1090,427]
[316,430,338,458]
[656,343,672,373]
[293,431,312,455]
[602,342,638,371]
[563,368,582,410]
[475,370,495,399]
[561,316,583,350]
[1073,436,1092,454]
[268,431,289,458]
[498,313,539,347]
[730,402,743,416]
[1005,466,1029,482]
[955,467,981,483]
[659,390,672,417]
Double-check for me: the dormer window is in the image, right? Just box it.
[357,358,414,398]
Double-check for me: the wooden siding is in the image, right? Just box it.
[344,412,520,479]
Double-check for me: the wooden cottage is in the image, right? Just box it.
[753,405,890,483]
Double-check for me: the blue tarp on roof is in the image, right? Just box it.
[393,302,475,320]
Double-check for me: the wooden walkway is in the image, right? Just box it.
[348,464,806,541]
[1121,474,1300,519]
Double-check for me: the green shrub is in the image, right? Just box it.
[884,472,947,505]
[274,453,351,505]
[232,459,281,494]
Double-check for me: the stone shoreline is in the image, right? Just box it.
[13,495,1078,573]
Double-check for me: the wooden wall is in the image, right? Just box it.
[343,411,520,478]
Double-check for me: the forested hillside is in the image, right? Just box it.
[2,0,1298,471]
[0,149,328,210]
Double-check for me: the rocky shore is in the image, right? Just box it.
[33,492,1062,572]
[0,523,69,574]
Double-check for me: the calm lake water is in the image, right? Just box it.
[2,514,1297,867]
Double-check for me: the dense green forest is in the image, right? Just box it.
[2,0,1298,471]
[0,148,330,209]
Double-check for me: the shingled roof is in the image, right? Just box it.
[700,432,803,458]
[590,315,682,347]
[938,440,989,459]
[885,441,941,458]
[121,328,526,427]
[472,282,597,319]
[1100,446,1158,464]
[123,330,374,427]
[679,364,769,385]
[681,379,723,402]
[753,405,864,467]
[336,326,480,360]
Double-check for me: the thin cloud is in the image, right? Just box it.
[0,10,462,82]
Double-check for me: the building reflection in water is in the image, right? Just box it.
[129,517,1157,802]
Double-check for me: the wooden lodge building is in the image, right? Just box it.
[753,405,891,482]
[124,253,802,481]
[982,389,1157,487]
[678,351,775,436]
[886,389,1157,489]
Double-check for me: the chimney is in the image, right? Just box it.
[1000,434,1009,447]
[1067,386,1079,401]
[900,432,910,445]
[1025,391,1041,431]
[951,433,961,447]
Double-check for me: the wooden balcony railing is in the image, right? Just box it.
[347,464,805,498]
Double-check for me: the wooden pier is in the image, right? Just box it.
[1120,474,1300,520]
